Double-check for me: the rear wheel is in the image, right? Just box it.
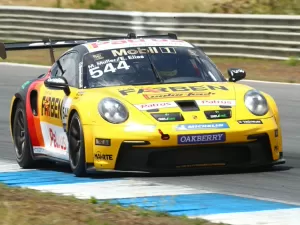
[12,101,35,168]
[68,112,87,177]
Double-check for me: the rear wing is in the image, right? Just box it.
[0,33,177,64]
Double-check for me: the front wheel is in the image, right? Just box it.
[12,101,35,168]
[68,112,87,177]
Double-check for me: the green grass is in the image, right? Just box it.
[1,0,300,14]
[0,183,226,225]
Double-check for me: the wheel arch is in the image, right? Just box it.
[66,108,94,167]
[10,94,24,139]
[66,109,78,133]
[262,92,280,125]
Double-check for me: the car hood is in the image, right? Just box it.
[82,82,271,125]
[107,82,237,104]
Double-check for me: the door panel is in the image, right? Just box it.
[33,50,81,161]
[35,84,77,161]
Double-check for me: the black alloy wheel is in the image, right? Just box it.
[68,112,87,177]
[12,101,35,168]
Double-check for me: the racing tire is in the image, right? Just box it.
[68,112,87,177]
[12,101,35,168]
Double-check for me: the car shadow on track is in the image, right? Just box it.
[33,161,293,179]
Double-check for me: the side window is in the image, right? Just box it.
[50,63,63,77]
[59,52,79,87]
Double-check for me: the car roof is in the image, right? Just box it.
[81,38,195,53]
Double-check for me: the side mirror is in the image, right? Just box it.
[228,68,246,82]
[38,73,46,79]
[44,77,70,96]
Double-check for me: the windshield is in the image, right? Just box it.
[82,45,226,88]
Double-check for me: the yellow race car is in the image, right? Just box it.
[2,33,285,177]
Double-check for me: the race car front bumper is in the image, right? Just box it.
[111,133,284,172]
[84,116,285,173]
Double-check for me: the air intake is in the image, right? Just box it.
[175,100,199,112]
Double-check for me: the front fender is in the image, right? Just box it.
[262,91,282,153]
[262,92,280,125]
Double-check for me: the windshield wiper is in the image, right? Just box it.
[164,80,201,84]
[130,82,156,86]
[145,52,164,83]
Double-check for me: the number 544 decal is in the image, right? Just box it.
[89,61,130,78]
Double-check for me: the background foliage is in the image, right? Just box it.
[211,0,300,14]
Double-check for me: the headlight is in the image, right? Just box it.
[98,98,128,124]
[244,90,268,116]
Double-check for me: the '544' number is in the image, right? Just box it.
[89,61,130,78]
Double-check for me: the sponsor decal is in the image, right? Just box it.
[40,122,68,153]
[21,80,32,89]
[151,113,184,122]
[143,92,215,100]
[204,110,232,119]
[74,91,84,100]
[33,147,46,155]
[95,138,111,146]
[93,53,104,60]
[118,85,229,96]
[111,46,177,57]
[134,102,177,111]
[178,132,226,144]
[61,97,71,131]
[230,69,245,75]
[237,120,262,124]
[86,39,193,52]
[176,122,229,131]
[159,47,176,54]
[94,152,113,161]
[79,61,83,88]
[47,77,65,83]
[188,49,199,56]
[112,47,158,56]
[196,100,236,106]
[49,127,67,151]
[41,96,62,119]
[41,96,71,124]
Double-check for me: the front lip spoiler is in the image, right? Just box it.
[85,158,286,174]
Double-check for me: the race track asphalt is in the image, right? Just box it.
[1,63,299,205]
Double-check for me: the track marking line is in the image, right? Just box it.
[194,208,300,225]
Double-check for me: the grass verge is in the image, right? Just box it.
[0,0,229,12]
[0,183,226,225]
[1,0,300,14]
[1,48,300,83]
